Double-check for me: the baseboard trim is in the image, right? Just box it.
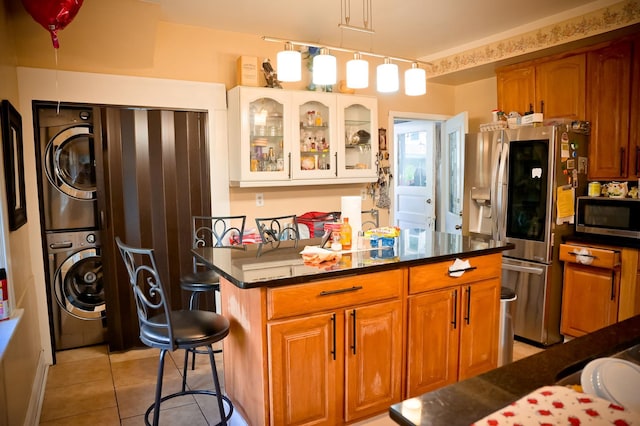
[24,349,49,426]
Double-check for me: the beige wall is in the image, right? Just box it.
[9,0,462,228]
[0,1,44,425]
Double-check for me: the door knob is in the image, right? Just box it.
[455,225,462,230]
[426,199,432,204]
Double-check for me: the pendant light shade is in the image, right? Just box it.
[312,48,337,86]
[405,63,426,96]
[346,53,369,89]
[376,58,399,93]
[277,42,302,82]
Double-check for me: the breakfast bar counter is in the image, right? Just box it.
[194,230,513,426]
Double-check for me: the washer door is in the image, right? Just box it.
[54,248,105,320]
[45,124,96,200]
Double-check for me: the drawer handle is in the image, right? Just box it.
[319,285,363,296]
[568,251,598,259]
[448,266,477,276]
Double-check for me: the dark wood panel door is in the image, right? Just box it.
[94,107,211,351]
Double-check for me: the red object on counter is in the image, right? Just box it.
[0,268,9,321]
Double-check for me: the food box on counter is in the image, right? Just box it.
[237,56,258,87]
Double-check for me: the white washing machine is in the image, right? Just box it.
[47,230,106,350]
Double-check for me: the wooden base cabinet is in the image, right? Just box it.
[406,255,501,397]
[268,300,403,425]
[559,244,621,337]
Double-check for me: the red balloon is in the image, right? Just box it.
[21,0,84,48]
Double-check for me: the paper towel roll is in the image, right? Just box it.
[341,196,362,248]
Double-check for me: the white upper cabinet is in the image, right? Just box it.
[338,95,378,179]
[227,86,378,187]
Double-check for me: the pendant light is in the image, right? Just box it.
[276,42,302,82]
[377,57,399,93]
[312,48,337,86]
[346,52,369,89]
[405,62,426,96]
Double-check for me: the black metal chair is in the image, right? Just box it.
[255,214,300,253]
[115,237,233,426]
[180,215,246,311]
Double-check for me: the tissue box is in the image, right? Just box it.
[237,56,258,87]
[521,113,543,124]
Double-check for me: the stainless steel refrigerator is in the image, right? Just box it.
[463,122,589,346]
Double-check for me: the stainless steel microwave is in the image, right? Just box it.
[576,196,640,239]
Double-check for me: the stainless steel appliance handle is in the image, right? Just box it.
[502,263,544,275]
[489,139,502,239]
[496,143,509,240]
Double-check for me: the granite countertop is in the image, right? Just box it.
[192,229,513,289]
[389,314,640,426]
[565,233,640,249]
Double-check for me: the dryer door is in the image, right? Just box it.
[54,248,105,320]
[45,124,96,200]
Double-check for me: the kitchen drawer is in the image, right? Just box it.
[409,253,502,295]
[267,269,404,320]
[559,243,620,269]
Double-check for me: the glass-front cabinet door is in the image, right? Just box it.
[291,92,337,179]
[338,95,378,179]
[228,87,292,184]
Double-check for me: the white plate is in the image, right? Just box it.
[595,358,640,412]
[580,358,609,397]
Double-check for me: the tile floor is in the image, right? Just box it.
[39,340,544,425]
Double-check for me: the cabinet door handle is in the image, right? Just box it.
[451,289,458,329]
[540,100,544,114]
[636,147,640,176]
[330,313,336,360]
[334,152,338,177]
[448,266,477,276]
[529,103,533,114]
[319,285,363,296]
[620,147,626,176]
[288,152,292,179]
[464,286,471,325]
[610,271,616,301]
[568,251,598,259]
[350,309,357,355]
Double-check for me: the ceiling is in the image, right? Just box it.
[153,0,608,62]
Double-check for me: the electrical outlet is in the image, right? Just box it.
[360,189,367,200]
[255,193,264,207]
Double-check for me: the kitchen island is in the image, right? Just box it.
[194,230,513,426]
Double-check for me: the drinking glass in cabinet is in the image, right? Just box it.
[249,98,284,173]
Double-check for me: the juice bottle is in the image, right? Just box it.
[340,218,352,250]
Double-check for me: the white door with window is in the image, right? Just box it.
[442,112,468,234]
[393,120,436,230]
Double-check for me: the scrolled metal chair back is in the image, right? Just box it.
[255,214,300,248]
[115,237,175,349]
[192,215,246,249]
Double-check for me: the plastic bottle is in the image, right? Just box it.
[340,218,352,250]
[0,268,9,321]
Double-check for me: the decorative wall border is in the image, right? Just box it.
[428,0,640,77]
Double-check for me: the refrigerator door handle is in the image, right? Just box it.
[502,262,545,275]
[496,143,509,240]
[489,140,502,239]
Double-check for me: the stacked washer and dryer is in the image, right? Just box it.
[36,104,107,352]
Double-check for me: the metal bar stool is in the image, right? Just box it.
[115,237,233,426]
[180,215,246,368]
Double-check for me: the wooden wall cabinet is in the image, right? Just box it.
[406,254,501,397]
[586,41,634,180]
[497,55,585,119]
[559,243,621,337]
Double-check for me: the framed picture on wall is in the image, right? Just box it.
[378,128,387,151]
[1,100,27,231]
